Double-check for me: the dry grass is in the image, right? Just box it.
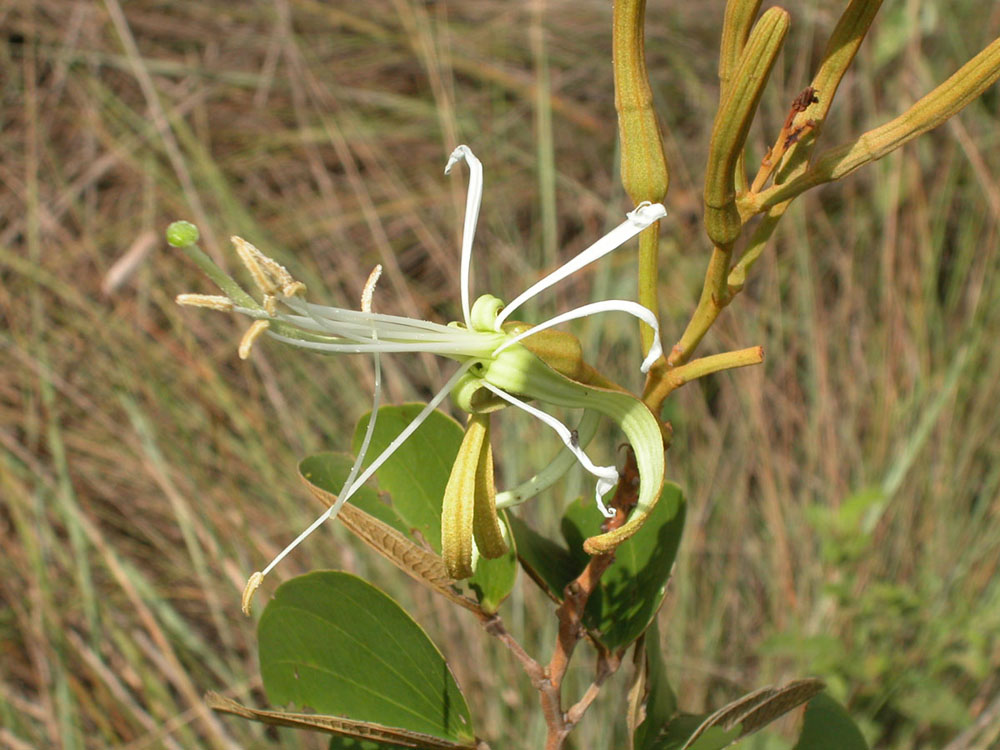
[2,1,999,748]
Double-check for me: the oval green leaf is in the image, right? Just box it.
[562,482,687,650]
[300,452,410,535]
[353,405,465,552]
[259,571,474,744]
[466,511,517,613]
[792,693,868,750]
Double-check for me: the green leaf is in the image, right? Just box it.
[563,482,687,650]
[259,571,474,744]
[329,739,412,750]
[299,452,410,535]
[637,679,825,750]
[647,715,738,750]
[353,405,465,552]
[466,511,518,613]
[508,515,579,602]
[792,693,868,750]
[633,618,678,750]
[208,692,469,749]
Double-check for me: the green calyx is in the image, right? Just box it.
[485,346,666,553]
[448,294,666,555]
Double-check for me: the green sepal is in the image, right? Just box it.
[482,345,666,554]
[704,6,789,246]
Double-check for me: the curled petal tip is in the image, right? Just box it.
[444,145,467,174]
[640,341,664,373]
[595,477,618,518]
[444,144,478,175]
[627,201,668,226]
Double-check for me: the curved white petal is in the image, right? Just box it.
[493,299,664,373]
[445,145,484,328]
[260,360,476,576]
[480,381,617,517]
[494,202,667,329]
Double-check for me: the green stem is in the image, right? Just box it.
[179,243,261,311]
[646,346,763,411]
[667,244,732,366]
[613,0,669,359]
[637,224,660,356]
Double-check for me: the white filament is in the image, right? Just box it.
[259,360,476,577]
[494,201,667,329]
[480,382,617,518]
[445,145,484,328]
[494,299,664,373]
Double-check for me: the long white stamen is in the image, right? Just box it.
[256,310,493,345]
[481,382,617,518]
[444,145,484,328]
[495,410,600,509]
[257,360,476,578]
[494,299,664,373]
[340,265,384,499]
[494,202,667,329]
[346,353,381,494]
[263,331,500,357]
[243,270,386,615]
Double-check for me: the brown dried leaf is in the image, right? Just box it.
[206,692,476,749]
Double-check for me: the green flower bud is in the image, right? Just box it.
[166,220,200,248]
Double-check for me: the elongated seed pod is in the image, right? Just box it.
[704,7,789,247]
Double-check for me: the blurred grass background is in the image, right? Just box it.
[2,1,999,748]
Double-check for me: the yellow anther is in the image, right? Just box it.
[232,236,278,296]
[361,264,383,313]
[175,294,234,311]
[231,236,305,302]
[238,320,270,359]
[242,571,264,616]
[282,280,307,298]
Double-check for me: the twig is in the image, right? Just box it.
[539,449,641,749]
[565,651,621,726]
[478,612,565,743]
[749,87,819,194]
[645,346,764,413]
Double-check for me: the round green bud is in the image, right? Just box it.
[166,221,200,248]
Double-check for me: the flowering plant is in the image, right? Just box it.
[170,1,1000,746]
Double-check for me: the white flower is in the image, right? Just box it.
[174,146,667,609]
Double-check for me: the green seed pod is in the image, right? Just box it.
[614,0,669,205]
[718,0,764,102]
[704,7,789,247]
